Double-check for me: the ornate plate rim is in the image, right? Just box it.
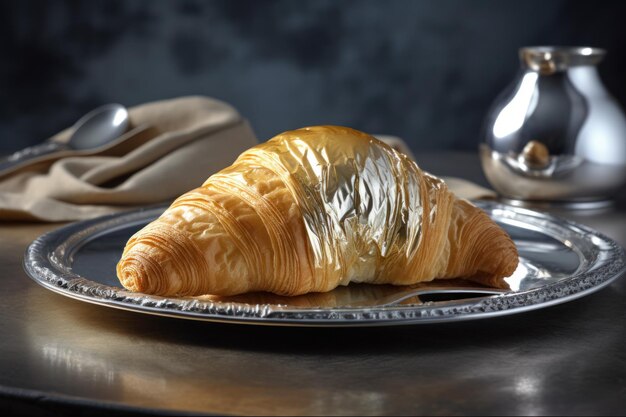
[23,201,626,327]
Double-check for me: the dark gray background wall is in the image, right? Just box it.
[2,0,626,153]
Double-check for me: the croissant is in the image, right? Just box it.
[117,126,518,297]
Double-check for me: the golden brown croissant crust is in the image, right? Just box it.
[117,126,518,296]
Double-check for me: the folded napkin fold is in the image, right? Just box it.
[0,96,495,222]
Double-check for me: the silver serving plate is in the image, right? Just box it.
[24,201,625,327]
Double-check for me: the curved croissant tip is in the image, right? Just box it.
[116,231,211,297]
[116,258,148,293]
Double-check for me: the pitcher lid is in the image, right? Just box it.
[519,46,606,73]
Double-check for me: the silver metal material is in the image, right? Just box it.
[520,46,606,73]
[481,46,626,206]
[0,103,129,174]
[66,103,129,150]
[500,197,615,211]
[24,201,625,326]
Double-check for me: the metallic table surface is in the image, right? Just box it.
[1,153,625,416]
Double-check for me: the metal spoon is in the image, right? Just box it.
[0,103,129,174]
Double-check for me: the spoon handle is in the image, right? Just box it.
[0,142,69,174]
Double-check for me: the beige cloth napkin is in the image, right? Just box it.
[0,96,257,222]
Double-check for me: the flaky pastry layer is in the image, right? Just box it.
[117,126,518,296]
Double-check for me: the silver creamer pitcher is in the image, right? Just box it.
[480,46,626,208]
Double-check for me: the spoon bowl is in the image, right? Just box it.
[0,103,129,175]
[68,104,129,150]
